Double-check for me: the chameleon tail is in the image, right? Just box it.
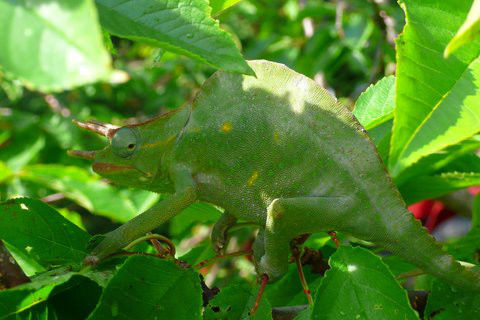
[370,208,480,292]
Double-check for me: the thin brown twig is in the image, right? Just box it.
[193,250,252,269]
[250,274,269,316]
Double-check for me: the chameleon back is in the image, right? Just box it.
[173,60,391,223]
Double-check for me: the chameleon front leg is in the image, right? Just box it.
[211,212,237,255]
[85,167,197,264]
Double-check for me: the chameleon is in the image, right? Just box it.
[69,60,480,292]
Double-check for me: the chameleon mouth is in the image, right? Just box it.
[92,162,135,173]
[68,119,120,161]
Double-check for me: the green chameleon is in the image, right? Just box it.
[70,60,480,291]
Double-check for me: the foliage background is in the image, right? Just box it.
[0,0,480,319]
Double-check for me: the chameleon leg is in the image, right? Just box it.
[252,229,265,271]
[211,212,237,255]
[85,186,196,264]
[258,196,480,292]
[258,196,354,281]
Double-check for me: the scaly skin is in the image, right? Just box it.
[71,60,480,291]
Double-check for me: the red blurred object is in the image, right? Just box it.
[468,186,480,195]
[408,200,455,232]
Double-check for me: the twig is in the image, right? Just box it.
[43,94,71,117]
[250,274,269,316]
[299,0,314,38]
[335,0,346,39]
[41,193,65,203]
[124,234,176,257]
[193,250,252,269]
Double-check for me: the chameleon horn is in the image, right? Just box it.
[72,119,119,139]
[67,150,97,160]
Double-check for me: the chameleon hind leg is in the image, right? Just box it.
[257,196,356,281]
[257,196,480,292]
[211,212,237,255]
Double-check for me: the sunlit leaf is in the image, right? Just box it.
[0,198,90,268]
[0,0,111,92]
[20,164,159,223]
[354,75,395,130]
[389,0,480,176]
[399,172,480,204]
[95,0,253,75]
[210,0,243,16]
[445,0,480,57]
[392,56,480,176]
[311,246,418,320]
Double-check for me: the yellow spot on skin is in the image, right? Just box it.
[143,135,176,149]
[221,122,233,132]
[273,131,280,142]
[247,171,259,186]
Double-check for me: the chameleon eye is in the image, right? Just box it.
[111,128,138,158]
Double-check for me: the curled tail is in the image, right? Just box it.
[371,208,480,292]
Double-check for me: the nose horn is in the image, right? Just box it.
[67,150,97,160]
[72,119,119,139]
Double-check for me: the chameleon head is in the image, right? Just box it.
[68,119,161,190]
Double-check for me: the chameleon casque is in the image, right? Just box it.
[70,60,480,292]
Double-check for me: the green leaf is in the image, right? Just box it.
[353,76,395,130]
[399,172,480,204]
[0,130,45,172]
[0,161,12,183]
[170,202,222,236]
[395,136,480,185]
[425,274,480,319]
[20,164,159,223]
[389,0,480,176]
[0,267,108,319]
[265,264,322,307]
[0,0,111,92]
[178,242,215,266]
[204,281,272,320]
[0,198,90,268]
[95,0,253,75]
[0,268,77,319]
[392,56,480,177]
[16,276,102,320]
[311,246,418,320]
[445,225,480,265]
[88,256,203,320]
[445,0,480,57]
[210,0,243,16]
[365,120,392,163]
